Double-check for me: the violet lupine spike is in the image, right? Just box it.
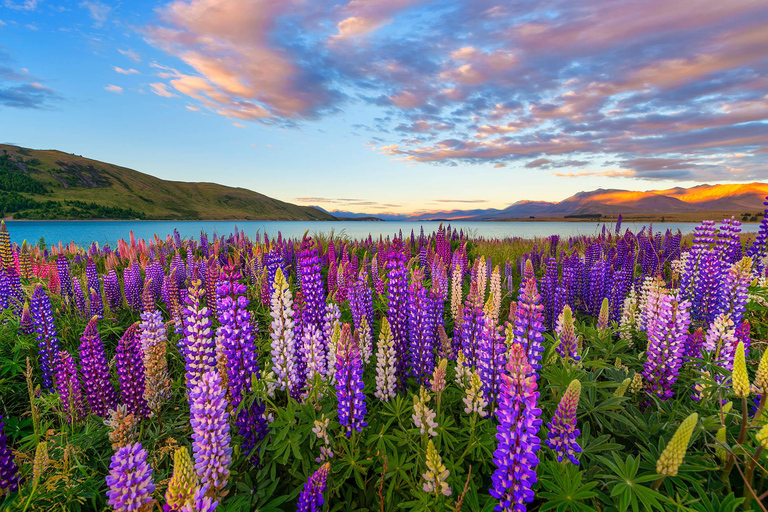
[735,320,751,352]
[57,253,74,302]
[301,323,327,384]
[545,380,582,465]
[55,350,85,424]
[683,327,705,361]
[297,462,330,512]
[115,323,150,420]
[385,243,410,388]
[335,324,367,437]
[105,442,155,512]
[78,316,118,417]
[190,370,231,493]
[0,414,20,497]
[555,305,580,363]
[73,278,87,317]
[703,313,738,371]
[642,292,691,400]
[297,235,327,347]
[458,283,484,368]
[86,258,103,318]
[408,269,436,383]
[181,279,216,392]
[104,270,122,311]
[477,310,506,407]
[513,260,546,372]
[19,302,33,335]
[270,268,298,395]
[490,343,541,511]
[717,257,753,326]
[139,298,171,417]
[30,284,61,390]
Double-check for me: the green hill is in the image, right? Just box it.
[0,144,336,221]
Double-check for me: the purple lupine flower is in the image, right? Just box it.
[300,323,327,383]
[335,324,367,436]
[30,284,61,390]
[0,414,20,496]
[106,442,155,512]
[0,269,23,314]
[19,302,33,335]
[514,260,546,371]
[86,258,103,318]
[104,270,122,311]
[181,279,216,391]
[73,278,87,317]
[115,323,150,420]
[735,319,751,352]
[555,305,580,363]
[457,283,484,368]
[747,196,768,272]
[190,370,231,493]
[56,350,85,424]
[717,257,753,326]
[57,253,74,302]
[78,316,118,417]
[297,236,327,346]
[408,269,436,383]
[545,380,582,465]
[490,343,541,511]
[125,262,144,312]
[478,312,506,406]
[642,292,691,400]
[181,484,218,512]
[683,327,705,361]
[296,463,330,512]
[386,242,410,388]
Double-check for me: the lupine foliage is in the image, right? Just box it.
[0,214,767,511]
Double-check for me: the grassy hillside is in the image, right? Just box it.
[0,145,336,221]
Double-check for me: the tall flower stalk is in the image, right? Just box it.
[78,316,118,417]
[335,324,367,436]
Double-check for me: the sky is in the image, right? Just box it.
[0,0,767,215]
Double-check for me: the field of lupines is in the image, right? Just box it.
[0,207,767,512]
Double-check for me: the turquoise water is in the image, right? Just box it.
[3,220,762,247]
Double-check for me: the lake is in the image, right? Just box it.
[3,220,764,247]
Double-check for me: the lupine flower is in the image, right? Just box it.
[422,439,451,497]
[715,427,728,463]
[478,310,506,406]
[105,405,139,451]
[450,264,463,324]
[614,378,631,397]
[756,423,768,451]
[301,323,327,384]
[545,379,582,465]
[684,328,705,361]
[490,343,541,512]
[181,279,216,391]
[412,387,438,437]
[19,302,33,334]
[296,462,330,512]
[374,317,397,401]
[619,286,638,344]
[115,323,150,419]
[180,485,218,512]
[703,313,738,371]
[462,371,488,418]
[488,265,502,325]
[140,295,171,417]
[454,351,471,388]
[270,268,298,394]
[513,260,546,371]
[0,414,19,497]
[409,269,436,382]
[86,258,104,318]
[0,222,11,272]
[754,346,768,395]
[312,414,334,463]
[642,292,691,400]
[656,413,698,476]
[165,447,198,512]
[718,256,753,326]
[32,440,48,487]
[190,370,231,493]
[335,324,367,436]
[55,350,85,423]
[57,253,74,302]
[430,358,447,396]
[732,341,750,399]
[30,285,61,390]
[357,316,373,365]
[72,278,87,317]
[105,270,122,311]
[597,297,610,334]
[79,316,118,417]
[555,305,580,363]
[106,442,156,512]
[386,244,410,387]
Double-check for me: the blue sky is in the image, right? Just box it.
[1,0,767,215]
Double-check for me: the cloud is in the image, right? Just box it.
[149,82,177,97]
[80,1,111,27]
[118,48,141,62]
[0,50,59,109]
[104,84,123,94]
[4,0,38,10]
[114,66,139,75]
[433,199,488,203]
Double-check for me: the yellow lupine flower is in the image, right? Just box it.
[756,423,768,450]
[732,341,750,399]
[754,347,768,395]
[614,378,631,397]
[656,413,698,476]
[422,439,451,497]
[32,440,49,486]
[165,446,198,510]
[715,427,727,463]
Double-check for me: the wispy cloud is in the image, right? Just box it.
[104,84,123,94]
[118,48,141,63]
[4,0,38,11]
[149,82,176,97]
[114,66,139,75]
[80,1,111,27]
[0,50,59,109]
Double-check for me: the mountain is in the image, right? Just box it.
[325,183,768,221]
[0,145,335,221]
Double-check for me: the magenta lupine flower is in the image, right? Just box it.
[0,414,20,496]
[181,280,216,391]
[335,324,367,437]
[297,462,330,512]
[105,442,155,512]
[115,323,150,420]
[514,260,546,371]
[78,316,118,417]
[104,270,122,311]
[735,320,751,352]
[56,350,85,423]
[30,284,61,389]
[386,243,410,388]
[490,343,541,511]
[545,380,582,465]
[683,327,705,361]
[478,312,506,406]
[190,370,231,493]
[642,293,691,400]
[408,269,436,383]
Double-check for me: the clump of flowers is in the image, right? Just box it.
[312,414,334,463]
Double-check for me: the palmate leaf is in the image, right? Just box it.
[538,460,599,512]
[598,453,670,512]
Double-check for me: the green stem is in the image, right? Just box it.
[722,397,750,482]
[743,446,764,510]
[651,476,665,491]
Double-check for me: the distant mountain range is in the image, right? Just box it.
[319,183,768,222]
[0,145,334,221]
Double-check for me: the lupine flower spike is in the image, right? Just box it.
[106,442,156,512]
[545,379,582,465]
[656,413,698,477]
[422,439,451,497]
[297,462,330,512]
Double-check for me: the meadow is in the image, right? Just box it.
[0,208,767,512]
